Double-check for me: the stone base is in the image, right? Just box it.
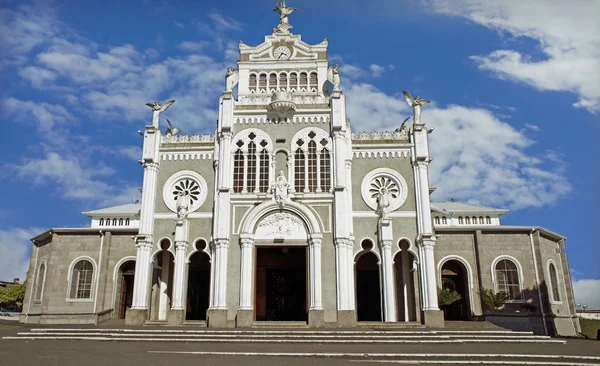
[207,308,228,328]
[167,309,185,326]
[423,309,444,328]
[308,309,325,328]
[336,310,356,327]
[125,308,147,326]
[236,309,254,328]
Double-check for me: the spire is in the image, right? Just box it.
[273,0,296,34]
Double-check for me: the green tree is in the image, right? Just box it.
[438,287,462,307]
[479,288,509,311]
[0,283,26,309]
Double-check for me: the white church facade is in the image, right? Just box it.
[20,3,580,336]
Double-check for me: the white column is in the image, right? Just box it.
[309,236,323,310]
[239,238,254,309]
[345,237,355,310]
[131,240,153,309]
[212,239,229,308]
[158,249,171,320]
[335,238,355,311]
[379,218,396,322]
[421,238,439,310]
[401,249,410,322]
[171,241,187,310]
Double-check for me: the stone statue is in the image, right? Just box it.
[176,191,189,220]
[272,170,292,209]
[376,187,391,219]
[402,90,430,124]
[394,117,410,134]
[165,119,180,137]
[273,0,296,33]
[146,100,175,128]
[327,64,341,91]
[225,67,239,92]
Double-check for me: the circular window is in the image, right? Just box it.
[361,168,408,212]
[163,171,208,213]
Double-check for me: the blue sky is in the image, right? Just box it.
[0,0,598,307]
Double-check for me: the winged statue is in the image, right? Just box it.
[395,116,411,133]
[402,90,430,124]
[165,119,180,137]
[327,64,341,92]
[146,100,175,127]
[225,67,239,92]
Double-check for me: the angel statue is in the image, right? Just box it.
[327,64,341,92]
[273,0,296,33]
[376,187,391,219]
[176,191,189,221]
[225,67,239,92]
[402,90,430,124]
[146,100,175,128]
[165,119,180,137]
[395,116,410,134]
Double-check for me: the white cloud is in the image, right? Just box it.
[369,64,385,78]
[177,41,210,53]
[0,228,42,282]
[118,146,142,161]
[208,12,243,31]
[345,81,570,209]
[2,97,74,131]
[573,278,600,310]
[427,0,600,114]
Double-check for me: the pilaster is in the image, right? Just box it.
[171,219,189,311]
[379,218,396,322]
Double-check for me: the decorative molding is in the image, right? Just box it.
[352,211,416,218]
[161,134,215,144]
[162,170,208,213]
[160,153,213,161]
[291,127,331,152]
[352,130,408,141]
[154,212,213,219]
[234,115,330,124]
[231,128,274,153]
[361,168,409,212]
[353,150,410,159]
[255,212,308,240]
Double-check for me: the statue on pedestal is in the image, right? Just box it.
[176,191,189,221]
[146,100,175,128]
[376,188,391,219]
[402,90,430,124]
[272,170,292,209]
[273,0,296,34]
[225,67,239,92]
[327,64,341,91]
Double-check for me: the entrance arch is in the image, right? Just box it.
[440,259,471,320]
[394,240,417,322]
[186,247,211,321]
[116,260,135,319]
[355,240,382,322]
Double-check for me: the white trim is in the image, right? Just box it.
[162,170,209,213]
[233,205,254,235]
[361,168,409,212]
[239,200,322,235]
[154,212,213,220]
[33,260,47,303]
[156,237,174,254]
[352,211,417,218]
[392,238,418,260]
[546,259,563,305]
[65,256,98,301]
[490,255,524,301]
[437,255,475,315]
[111,256,137,312]
[186,238,212,263]
[354,243,381,264]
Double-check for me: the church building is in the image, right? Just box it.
[19,2,580,336]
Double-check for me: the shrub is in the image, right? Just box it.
[479,288,509,311]
[438,287,462,307]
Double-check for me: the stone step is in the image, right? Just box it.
[252,321,309,328]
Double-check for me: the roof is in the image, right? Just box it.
[431,201,509,215]
[82,203,141,217]
[31,227,138,243]
[434,225,566,241]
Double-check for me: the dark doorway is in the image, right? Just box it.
[118,261,135,319]
[441,260,470,320]
[356,252,382,321]
[255,247,307,322]
[186,252,211,320]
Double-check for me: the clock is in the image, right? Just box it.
[273,46,292,60]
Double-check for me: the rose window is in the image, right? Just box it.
[172,179,201,207]
[162,171,208,213]
[361,168,408,212]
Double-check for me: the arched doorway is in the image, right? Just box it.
[394,240,417,322]
[150,239,174,321]
[117,260,135,319]
[355,244,382,321]
[441,260,470,320]
[186,247,211,321]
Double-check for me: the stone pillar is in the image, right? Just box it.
[207,239,229,328]
[335,238,356,326]
[237,237,254,327]
[168,219,188,325]
[158,249,171,321]
[308,235,324,328]
[401,249,411,322]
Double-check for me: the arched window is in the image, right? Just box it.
[125,218,130,226]
[279,72,287,89]
[434,217,440,225]
[309,72,318,90]
[495,259,521,300]
[442,217,447,224]
[112,218,117,226]
[289,72,298,88]
[486,216,491,224]
[549,262,561,302]
[479,216,484,224]
[320,149,331,192]
[259,149,269,192]
[269,73,277,89]
[292,129,331,193]
[458,216,463,224]
[249,74,257,91]
[472,216,477,224]
[119,218,124,226]
[465,216,471,224]
[99,218,104,226]
[247,141,257,192]
[259,74,267,90]
[300,72,308,87]
[34,262,46,302]
[233,149,244,193]
[294,148,305,192]
[70,259,94,299]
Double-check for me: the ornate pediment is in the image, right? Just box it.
[255,212,307,240]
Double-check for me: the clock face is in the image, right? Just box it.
[274,46,292,60]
